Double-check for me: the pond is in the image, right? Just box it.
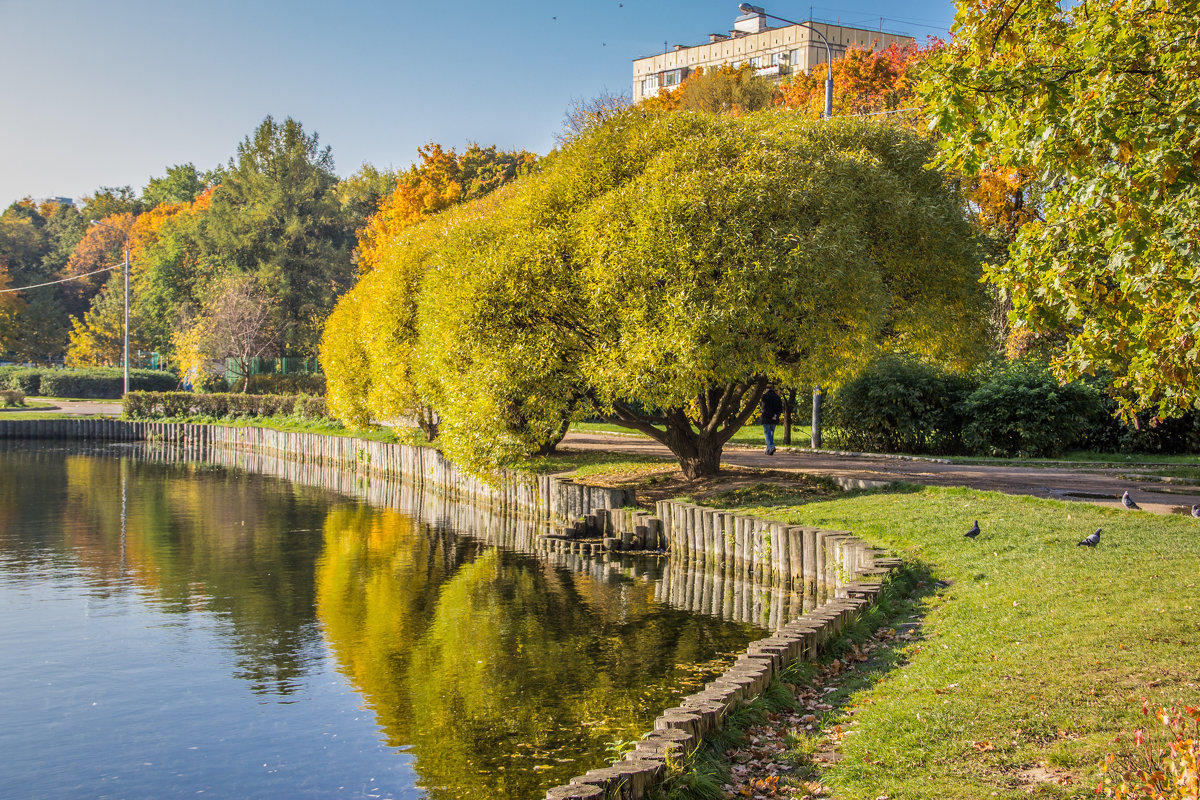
[0,443,770,799]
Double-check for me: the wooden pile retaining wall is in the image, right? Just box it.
[0,419,632,526]
[1,420,902,799]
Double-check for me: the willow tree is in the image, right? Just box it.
[323,110,987,478]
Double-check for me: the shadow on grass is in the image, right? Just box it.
[702,479,927,511]
[650,564,937,799]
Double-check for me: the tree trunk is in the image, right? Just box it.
[664,429,724,479]
[602,379,767,479]
[534,419,571,455]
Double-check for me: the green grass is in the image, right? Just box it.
[570,421,815,449]
[519,449,672,476]
[0,399,55,412]
[700,485,1200,799]
[652,568,930,799]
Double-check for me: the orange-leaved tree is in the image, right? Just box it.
[778,39,940,119]
[356,143,534,273]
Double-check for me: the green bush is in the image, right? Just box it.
[960,362,1106,457]
[123,391,328,421]
[0,367,177,399]
[1080,392,1200,455]
[229,373,326,396]
[1,389,25,407]
[0,366,44,395]
[824,356,976,455]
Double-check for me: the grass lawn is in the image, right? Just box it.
[571,421,815,449]
[700,484,1200,799]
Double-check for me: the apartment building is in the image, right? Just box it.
[632,10,915,103]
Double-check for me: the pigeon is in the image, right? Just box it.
[1121,491,1140,510]
[1192,504,1200,518]
[965,520,980,539]
[1077,528,1101,547]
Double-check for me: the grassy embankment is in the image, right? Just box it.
[660,483,1200,799]
[8,406,1194,794]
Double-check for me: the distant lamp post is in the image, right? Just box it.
[738,3,834,118]
[89,220,130,395]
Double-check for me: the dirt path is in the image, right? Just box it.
[560,432,1200,515]
[19,398,124,416]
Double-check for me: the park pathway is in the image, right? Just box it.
[560,432,1200,516]
[7,403,1197,515]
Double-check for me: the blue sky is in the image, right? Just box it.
[0,0,959,208]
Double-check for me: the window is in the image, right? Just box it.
[663,68,684,87]
[641,75,659,93]
[771,51,787,65]
[789,49,800,66]
[748,56,763,67]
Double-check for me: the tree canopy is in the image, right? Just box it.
[920,0,1200,418]
[322,110,988,477]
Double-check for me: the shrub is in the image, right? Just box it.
[824,356,976,455]
[1100,704,1199,799]
[0,367,177,399]
[0,367,44,396]
[960,361,1106,458]
[229,373,326,396]
[1082,397,1200,455]
[1,389,25,407]
[123,391,328,421]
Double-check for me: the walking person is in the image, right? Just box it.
[760,384,784,455]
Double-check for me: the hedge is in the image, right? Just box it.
[123,391,328,421]
[959,362,1106,458]
[823,357,1199,457]
[0,367,177,399]
[823,355,975,455]
[227,373,326,396]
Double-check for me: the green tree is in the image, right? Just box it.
[325,110,988,478]
[204,116,354,356]
[919,0,1200,418]
[81,186,142,221]
[0,200,82,360]
[334,163,397,235]
[141,163,208,208]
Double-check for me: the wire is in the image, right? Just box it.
[0,263,122,294]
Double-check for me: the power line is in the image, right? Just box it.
[0,263,121,294]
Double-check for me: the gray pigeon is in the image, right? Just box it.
[1121,491,1140,510]
[1191,504,1200,518]
[965,520,980,538]
[1077,528,1101,547]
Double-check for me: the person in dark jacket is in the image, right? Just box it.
[760,384,784,455]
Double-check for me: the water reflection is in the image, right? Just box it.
[0,443,768,799]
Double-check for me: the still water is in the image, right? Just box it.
[0,444,765,799]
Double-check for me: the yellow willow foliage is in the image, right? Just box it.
[323,110,988,477]
[318,277,372,427]
[170,318,211,390]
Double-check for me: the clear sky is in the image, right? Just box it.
[0,0,958,209]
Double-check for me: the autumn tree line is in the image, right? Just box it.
[0,117,536,381]
[322,0,1200,477]
[5,0,1196,476]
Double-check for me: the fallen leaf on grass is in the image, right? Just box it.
[972,740,995,751]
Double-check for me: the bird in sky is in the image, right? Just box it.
[965,520,980,539]
[1077,528,1101,547]
[1121,491,1140,510]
